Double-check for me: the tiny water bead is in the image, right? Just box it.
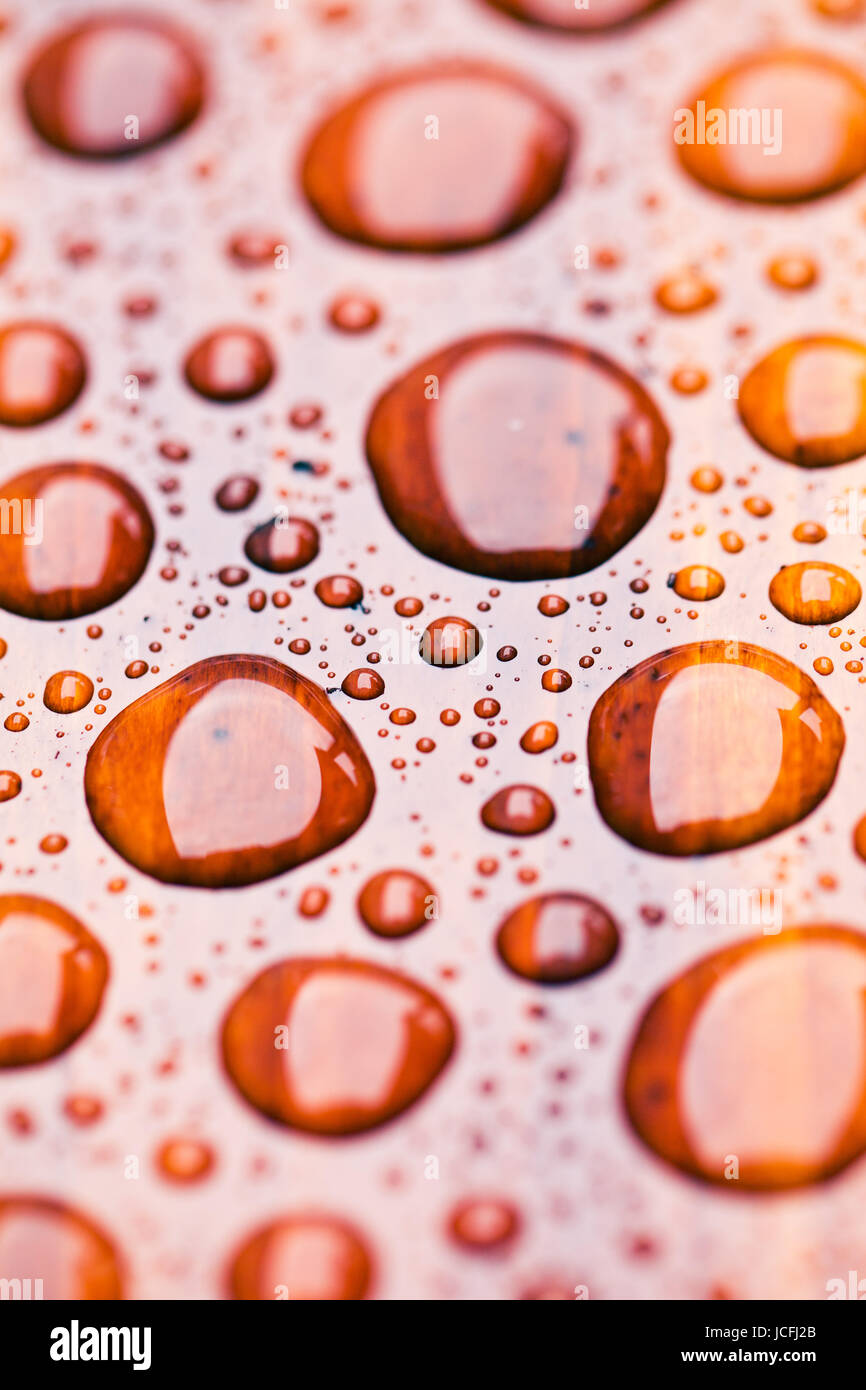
[314,575,363,608]
[653,270,717,314]
[0,322,86,427]
[301,61,572,253]
[215,475,259,512]
[221,957,455,1134]
[0,895,108,1066]
[670,566,725,601]
[328,294,380,334]
[625,927,866,1189]
[519,720,558,754]
[690,466,723,493]
[769,562,862,624]
[0,1197,122,1298]
[739,336,866,466]
[0,463,154,620]
[357,869,434,938]
[228,1215,372,1300]
[448,1198,520,1251]
[184,327,274,403]
[419,616,482,667]
[43,671,94,714]
[22,14,204,158]
[588,641,845,856]
[341,668,384,700]
[495,893,619,983]
[227,232,286,268]
[366,332,669,581]
[676,50,866,203]
[767,253,818,291]
[793,521,827,544]
[481,0,672,30]
[244,516,320,574]
[85,656,375,888]
[156,1137,215,1183]
[481,785,556,836]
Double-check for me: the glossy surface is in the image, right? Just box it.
[482,0,673,30]
[0,322,86,426]
[43,670,95,713]
[0,1196,122,1297]
[769,562,862,624]
[357,870,434,938]
[228,1214,372,1299]
[184,328,274,402]
[496,893,619,983]
[244,516,320,574]
[481,784,556,836]
[738,336,866,466]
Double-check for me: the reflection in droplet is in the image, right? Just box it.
[244,516,319,574]
[44,670,94,713]
[448,1198,520,1250]
[671,565,725,601]
[357,869,434,938]
[588,641,844,855]
[184,327,274,402]
[228,1213,372,1300]
[222,957,455,1134]
[769,562,861,624]
[367,332,668,580]
[420,617,482,667]
[85,656,375,887]
[739,336,866,466]
[0,322,86,427]
[625,927,866,1188]
[496,892,619,983]
[481,785,556,836]
[0,1196,123,1298]
[482,0,672,29]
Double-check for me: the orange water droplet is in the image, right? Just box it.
[328,293,380,333]
[0,772,21,802]
[23,14,204,158]
[420,616,482,667]
[39,834,68,855]
[481,784,555,836]
[769,561,862,624]
[625,927,866,1188]
[669,365,708,394]
[0,463,153,621]
[314,575,363,608]
[301,62,571,253]
[854,814,866,860]
[215,475,259,512]
[0,322,86,427]
[814,656,835,676]
[124,660,148,680]
[222,956,455,1134]
[482,0,672,29]
[43,670,94,713]
[4,714,28,733]
[767,252,818,290]
[671,565,725,601]
[0,1196,122,1297]
[538,594,569,616]
[0,894,108,1066]
[677,50,866,203]
[719,530,744,554]
[541,668,572,692]
[227,232,285,267]
[367,332,668,580]
[654,270,717,314]
[357,869,434,938]
[495,892,619,983]
[244,515,319,574]
[85,655,375,887]
[184,327,274,403]
[449,1197,520,1250]
[739,335,866,466]
[156,1137,215,1183]
[793,520,827,544]
[341,668,384,700]
[298,885,329,917]
[690,466,723,493]
[394,596,423,617]
[228,1214,372,1299]
[519,720,558,753]
[588,641,844,855]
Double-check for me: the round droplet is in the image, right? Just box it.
[328,294,380,334]
[314,575,363,608]
[244,516,319,574]
[769,561,861,624]
[0,772,21,802]
[449,1198,520,1250]
[357,869,434,938]
[0,1197,122,1298]
[739,336,866,467]
[481,785,555,836]
[496,892,619,983]
[793,520,827,544]
[625,927,866,1188]
[671,565,725,601]
[215,475,259,512]
[654,270,717,314]
[228,1214,372,1300]
[222,957,455,1134]
[588,641,844,855]
[541,668,572,693]
[519,720,558,753]
[0,894,108,1066]
[156,1137,215,1183]
[367,332,668,580]
[301,62,572,253]
[4,714,28,733]
[481,0,671,30]
[0,463,154,620]
[341,668,385,700]
[85,656,375,888]
[44,670,94,713]
[184,327,274,403]
[767,253,818,290]
[23,14,204,158]
[0,322,86,427]
[420,616,482,667]
[690,466,723,493]
[677,51,866,203]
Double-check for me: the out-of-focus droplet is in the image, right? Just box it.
[739,336,866,466]
[0,1196,122,1297]
[481,784,555,836]
[690,466,723,493]
[588,641,844,855]
[767,253,818,290]
[367,332,668,580]
[184,327,274,402]
[228,1214,372,1300]
[0,322,86,426]
[156,1137,215,1183]
[448,1197,520,1250]
[85,656,375,887]
[244,515,319,573]
[495,892,619,983]
[357,869,434,938]
[215,475,259,512]
[481,0,672,31]
[654,270,717,314]
[769,561,861,624]
[222,956,455,1133]
[44,671,94,713]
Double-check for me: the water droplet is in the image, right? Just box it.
[367,331,668,580]
[519,720,558,753]
[671,565,725,601]
[244,516,319,574]
[0,1196,122,1297]
[690,466,723,493]
[482,0,671,28]
[495,892,619,983]
[625,927,866,1188]
[420,616,482,667]
[538,594,569,616]
[215,475,259,512]
[739,336,866,466]
[156,1137,215,1183]
[228,1214,372,1299]
[654,270,717,314]
[341,668,384,700]
[448,1197,520,1250]
[0,322,86,426]
[588,641,844,855]
[3,714,28,733]
[44,670,94,713]
[767,252,818,290]
[793,520,827,544]
[85,655,375,887]
[0,894,107,1066]
[541,668,572,692]
[328,293,380,333]
[314,575,363,608]
[227,232,285,267]
[481,784,555,836]
[301,62,572,253]
[222,956,455,1133]
[0,772,21,802]
[769,561,861,623]
[184,327,274,402]
[357,869,434,938]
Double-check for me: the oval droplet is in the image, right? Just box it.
[482,0,672,29]
[588,641,844,855]
[0,1196,123,1297]
[739,336,866,467]
[671,565,725,601]
[244,516,319,574]
[357,869,435,938]
[301,62,572,253]
[676,50,866,203]
[23,14,204,158]
[495,892,619,983]
[481,785,556,836]
[228,1214,372,1300]
[85,656,375,888]
[519,720,558,754]
[0,894,108,1066]
[215,475,259,512]
[0,322,86,427]
[314,575,363,608]
[419,616,483,667]
[769,561,862,624]
[0,463,154,620]
[184,327,274,403]
[448,1198,520,1250]
[341,668,384,700]
[367,332,668,581]
[625,927,866,1189]
[221,957,455,1134]
[43,670,94,713]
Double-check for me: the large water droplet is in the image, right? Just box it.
[228,1214,373,1299]
[769,561,862,624]
[0,1196,123,1297]
[482,0,672,30]
[739,336,866,466]
[0,322,86,426]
